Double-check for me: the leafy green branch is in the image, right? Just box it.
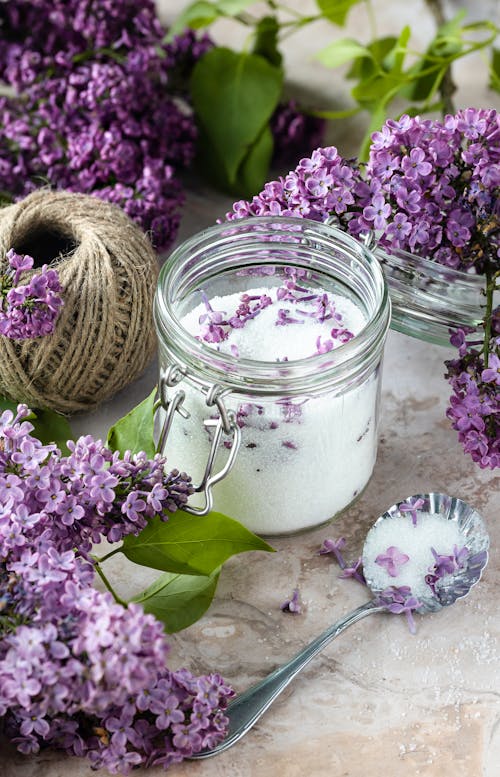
[169,0,499,192]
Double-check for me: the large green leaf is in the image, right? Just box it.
[106,388,157,458]
[0,396,72,453]
[122,509,274,576]
[316,0,364,26]
[190,47,283,189]
[131,568,220,633]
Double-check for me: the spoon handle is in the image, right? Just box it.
[190,599,384,759]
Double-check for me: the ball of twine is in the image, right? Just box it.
[0,190,159,414]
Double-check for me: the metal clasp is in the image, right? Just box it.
[155,363,242,515]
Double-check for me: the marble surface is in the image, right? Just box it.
[3,1,500,776]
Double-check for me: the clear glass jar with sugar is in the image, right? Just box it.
[154,217,391,536]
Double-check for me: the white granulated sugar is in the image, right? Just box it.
[181,286,366,361]
[362,512,466,602]
[162,283,379,535]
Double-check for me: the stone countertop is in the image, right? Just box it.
[3,1,500,775]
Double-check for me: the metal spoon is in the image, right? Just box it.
[190,493,489,759]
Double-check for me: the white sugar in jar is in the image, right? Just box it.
[154,217,391,535]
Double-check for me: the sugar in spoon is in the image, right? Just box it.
[190,493,489,759]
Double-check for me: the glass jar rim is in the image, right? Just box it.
[155,217,391,395]
[375,243,486,287]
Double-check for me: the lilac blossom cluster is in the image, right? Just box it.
[365,110,500,271]
[0,405,232,772]
[0,249,63,339]
[226,145,364,224]
[228,109,500,272]
[0,1,212,250]
[445,318,500,468]
[226,109,500,468]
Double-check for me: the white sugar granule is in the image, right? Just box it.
[362,512,466,602]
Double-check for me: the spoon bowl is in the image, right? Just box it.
[364,492,490,613]
[190,493,489,760]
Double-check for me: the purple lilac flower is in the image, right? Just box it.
[338,557,366,586]
[318,538,425,632]
[375,587,422,634]
[280,588,302,614]
[425,544,470,594]
[375,546,410,577]
[318,537,346,566]
[0,250,63,339]
[399,497,426,526]
[0,404,233,772]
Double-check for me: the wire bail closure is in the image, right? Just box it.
[155,363,242,515]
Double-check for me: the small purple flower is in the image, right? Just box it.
[363,193,392,230]
[375,546,410,577]
[401,147,433,179]
[318,537,346,568]
[481,353,500,386]
[280,588,302,614]
[399,497,425,526]
[339,556,366,585]
[376,586,422,634]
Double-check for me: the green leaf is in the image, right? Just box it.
[190,47,283,189]
[166,0,255,38]
[346,36,398,81]
[0,396,72,453]
[382,25,411,74]
[351,69,406,107]
[131,568,220,633]
[30,409,72,454]
[0,396,18,414]
[234,123,274,197]
[122,509,274,577]
[490,47,500,93]
[316,0,364,26]
[166,1,219,39]
[216,0,255,13]
[106,388,157,457]
[315,37,369,69]
[406,12,466,102]
[358,103,389,161]
[253,15,282,68]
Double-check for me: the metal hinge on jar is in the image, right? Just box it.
[155,363,242,515]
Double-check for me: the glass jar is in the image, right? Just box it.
[154,217,391,536]
[375,245,491,347]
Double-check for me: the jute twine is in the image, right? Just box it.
[0,190,159,414]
